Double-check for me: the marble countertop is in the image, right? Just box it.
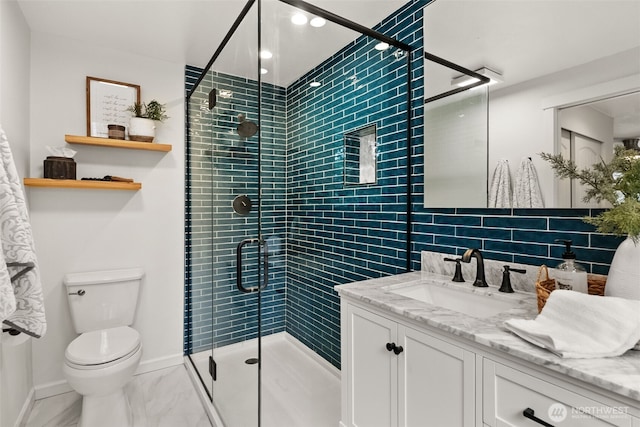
[335,271,640,402]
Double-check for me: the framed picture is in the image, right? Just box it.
[86,77,140,138]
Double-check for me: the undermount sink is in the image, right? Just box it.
[383,280,527,318]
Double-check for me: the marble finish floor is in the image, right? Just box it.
[23,364,211,427]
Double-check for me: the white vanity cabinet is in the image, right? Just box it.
[341,300,476,427]
[483,359,639,427]
[340,296,640,427]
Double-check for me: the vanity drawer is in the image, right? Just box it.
[483,359,635,427]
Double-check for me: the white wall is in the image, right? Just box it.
[489,47,640,208]
[0,1,35,425]
[28,32,185,397]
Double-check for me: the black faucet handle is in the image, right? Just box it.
[500,265,526,293]
[444,258,465,282]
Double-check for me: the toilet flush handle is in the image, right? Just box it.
[68,289,86,296]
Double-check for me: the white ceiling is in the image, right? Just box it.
[424,0,640,93]
[16,0,640,138]
[17,0,409,86]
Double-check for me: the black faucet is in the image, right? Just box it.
[499,265,526,293]
[444,258,465,282]
[461,248,488,287]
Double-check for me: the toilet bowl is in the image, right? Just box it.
[63,326,142,427]
[62,268,144,427]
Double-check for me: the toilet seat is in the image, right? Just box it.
[65,326,141,369]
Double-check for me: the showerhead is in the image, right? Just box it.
[236,114,258,138]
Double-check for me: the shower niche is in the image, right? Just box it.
[344,124,377,186]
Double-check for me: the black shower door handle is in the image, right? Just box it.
[236,238,269,293]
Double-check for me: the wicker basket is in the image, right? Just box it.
[535,265,556,313]
[535,265,606,313]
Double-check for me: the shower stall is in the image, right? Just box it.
[185,0,414,425]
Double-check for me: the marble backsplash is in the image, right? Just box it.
[421,250,558,293]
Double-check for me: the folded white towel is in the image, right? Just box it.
[505,290,640,358]
[488,159,511,208]
[514,157,544,208]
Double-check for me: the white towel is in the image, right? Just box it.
[514,157,544,208]
[488,159,511,208]
[505,290,640,358]
[0,126,46,338]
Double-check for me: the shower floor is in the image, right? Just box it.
[188,333,341,427]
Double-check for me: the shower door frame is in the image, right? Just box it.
[185,0,415,425]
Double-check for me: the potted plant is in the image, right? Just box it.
[127,100,169,142]
[541,146,640,299]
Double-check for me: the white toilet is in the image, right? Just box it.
[63,268,144,427]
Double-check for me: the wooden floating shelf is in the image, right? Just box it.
[24,178,141,191]
[65,135,172,152]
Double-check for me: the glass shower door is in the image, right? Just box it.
[188,1,266,425]
[187,0,413,424]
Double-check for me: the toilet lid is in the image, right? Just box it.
[66,326,140,366]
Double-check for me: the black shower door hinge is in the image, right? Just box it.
[209,355,217,381]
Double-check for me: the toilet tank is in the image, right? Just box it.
[64,268,144,333]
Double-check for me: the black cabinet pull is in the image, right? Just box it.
[523,408,555,427]
[385,342,404,355]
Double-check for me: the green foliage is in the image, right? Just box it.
[540,146,640,241]
[127,102,144,118]
[127,100,169,122]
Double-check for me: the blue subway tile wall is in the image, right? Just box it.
[185,65,286,354]
[285,2,422,368]
[411,210,625,276]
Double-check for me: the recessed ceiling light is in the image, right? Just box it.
[309,81,322,88]
[291,13,308,25]
[310,17,326,27]
[260,50,273,59]
[261,68,268,75]
[375,42,390,51]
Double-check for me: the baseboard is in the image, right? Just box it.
[34,380,72,400]
[284,333,341,379]
[14,387,35,427]
[34,353,184,400]
[135,353,183,375]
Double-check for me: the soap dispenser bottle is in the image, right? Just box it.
[554,239,588,293]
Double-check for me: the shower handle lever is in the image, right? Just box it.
[236,238,269,293]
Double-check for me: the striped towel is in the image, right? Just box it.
[488,159,512,208]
